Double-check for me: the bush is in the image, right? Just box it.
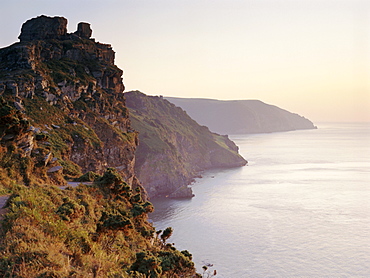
[56,197,85,222]
[76,171,101,182]
[97,209,133,233]
[130,251,163,278]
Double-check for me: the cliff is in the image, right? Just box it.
[125,91,247,198]
[0,15,198,277]
[166,97,317,135]
[0,15,137,189]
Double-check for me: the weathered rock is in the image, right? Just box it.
[168,186,195,198]
[43,152,52,166]
[18,15,68,42]
[74,22,92,39]
[14,101,24,111]
[16,133,35,156]
[43,92,56,103]
[47,166,63,173]
[0,15,142,195]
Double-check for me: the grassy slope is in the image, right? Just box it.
[126,90,246,171]
[125,91,246,197]
[0,169,197,278]
[0,37,198,277]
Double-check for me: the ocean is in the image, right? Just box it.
[150,123,370,277]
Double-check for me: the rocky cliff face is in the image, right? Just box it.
[125,91,247,198]
[0,15,139,190]
[0,16,199,277]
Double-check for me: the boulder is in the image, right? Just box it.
[18,15,67,42]
[47,166,63,173]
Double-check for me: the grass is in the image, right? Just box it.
[0,37,198,277]
[125,91,247,196]
[0,169,198,278]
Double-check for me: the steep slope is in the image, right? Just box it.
[0,169,197,277]
[0,15,138,189]
[125,91,247,198]
[166,97,316,135]
[0,15,198,277]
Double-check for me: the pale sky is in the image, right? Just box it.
[1,0,369,123]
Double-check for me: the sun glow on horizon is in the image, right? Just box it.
[1,0,369,122]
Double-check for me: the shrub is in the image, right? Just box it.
[130,251,163,278]
[160,227,173,244]
[56,197,85,222]
[76,171,101,182]
[97,209,133,233]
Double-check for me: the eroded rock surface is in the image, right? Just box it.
[0,15,140,192]
[19,15,68,42]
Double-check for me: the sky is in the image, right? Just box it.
[0,0,369,123]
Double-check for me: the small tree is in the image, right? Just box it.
[160,227,173,244]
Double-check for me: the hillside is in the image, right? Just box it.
[0,15,138,189]
[0,15,198,277]
[166,97,316,135]
[125,91,247,198]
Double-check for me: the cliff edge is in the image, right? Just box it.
[125,91,247,198]
[0,15,137,189]
[0,15,198,277]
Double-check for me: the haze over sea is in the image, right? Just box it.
[150,122,370,277]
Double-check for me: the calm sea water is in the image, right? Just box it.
[150,123,370,277]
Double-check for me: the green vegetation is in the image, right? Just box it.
[125,91,247,198]
[45,57,95,85]
[0,23,200,277]
[76,171,101,182]
[0,97,64,186]
[0,169,197,277]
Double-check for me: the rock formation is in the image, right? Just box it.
[74,22,92,39]
[125,91,247,198]
[0,16,199,277]
[18,15,68,42]
[0,15,137,191]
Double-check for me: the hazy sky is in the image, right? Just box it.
[1,0,369,122]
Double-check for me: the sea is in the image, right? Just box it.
[150,123,370,278]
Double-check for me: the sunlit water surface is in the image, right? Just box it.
[150,123,370,277]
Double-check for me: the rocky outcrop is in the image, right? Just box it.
[19,15,68,42]
[125,91,247,198]
[0,16,199,278]
[74,22,92,39]
[0,15,139,191]
[166,97,317,135]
